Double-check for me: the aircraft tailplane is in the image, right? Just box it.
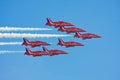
[47,18,53,24]
[25,48,32,55]
[23,38,30,44]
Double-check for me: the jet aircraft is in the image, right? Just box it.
[22,38,50,48]
[42,47,68,56]
[25,48,47,57]
[45,18,74,28]
[74,32,101,40]
[58,27,86,34]
[57,38,84,48]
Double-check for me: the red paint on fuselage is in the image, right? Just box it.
[42,47,68,56]
[25,48,47,57]
[22,38,50,48]
[57,38,84,48]
[46,18,74,28]
[58,27,86,34]
[74,32,101,40]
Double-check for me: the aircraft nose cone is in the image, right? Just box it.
[81,44,84,46]
[46,43,51,45]
[79,29,86,32]
[68,23,74,26]
[93,34,101,38]
[97,35,102,38]
[82,29,86,32]
[63,52,68,54]
[65,52,68,54]
[78,43,84,46]
[71,24,75,26]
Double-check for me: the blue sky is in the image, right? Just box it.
[0,0,120,80]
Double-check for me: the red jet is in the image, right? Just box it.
[45,18,74,28]
[58,27,86,34]
[74,32,101,40]
[42,47,68,56]
[57,38,84,48]
[22,38,50,48]
[25,48,47,57]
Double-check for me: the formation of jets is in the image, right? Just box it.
[22,18,101,57]
[46,18,101,40]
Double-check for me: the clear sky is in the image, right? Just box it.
[0,0,120,80]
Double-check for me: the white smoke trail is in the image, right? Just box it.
[0,26,52,31]
[0,51,24,54]
[0,33,71,38]
[0,42,22,45]
[0,42,53,45]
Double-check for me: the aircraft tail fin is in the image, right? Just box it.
[47,18,53,23]
[25,48,32,55]
[22,38,30,45]
[42,47,49,53]
[58,38,64,45]
[74,32,82,38]
[23,38,29,42]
